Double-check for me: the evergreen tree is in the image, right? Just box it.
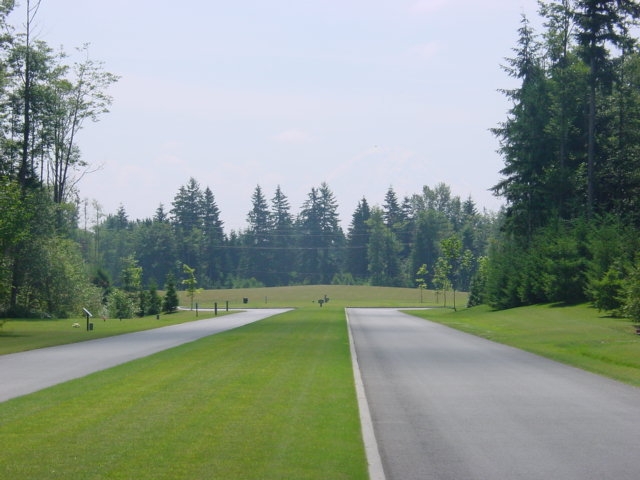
[367,208,401,286]
[540,0,586,220]
[162,273,179,314]
[153,203,168,223]
[241,185,271,284]
[382,186,402,229]
[492,14,555,238]
[346,197,371,282]
[171,177,204,231]
[383,186,412,270]
[201,187,225,286]
[297,183,343,284]
[133,216,177,287]
[270,185,294,285]
[147,280,162,316]
[573,0,640,214]
[171,177,204,269]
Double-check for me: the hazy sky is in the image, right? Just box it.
[11,0,539,231]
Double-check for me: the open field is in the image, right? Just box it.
[0,285,456,355]
[186,284,458,309]
[408,304,640,387]
[0,308,367,480]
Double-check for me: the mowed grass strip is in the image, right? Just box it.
[0,308,367,480]
[0,310,233,355]
[409,304,640,386]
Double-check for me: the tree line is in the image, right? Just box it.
[89,178,496,317]
[477,0,640,320]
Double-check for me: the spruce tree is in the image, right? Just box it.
[270,185,294,285]
[573,0,640,214]
[346,197,371,282]
[162,274,179,313]
[242,185,271,284]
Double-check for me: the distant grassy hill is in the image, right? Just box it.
[183,284,466,309]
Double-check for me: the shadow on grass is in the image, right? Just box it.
[0,332,28,338]
[548,300,588,308]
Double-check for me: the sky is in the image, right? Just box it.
[10,0,539,232]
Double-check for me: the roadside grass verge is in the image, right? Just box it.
[0,310,233,355]
[408,304,640,387]
[0,308,367,480]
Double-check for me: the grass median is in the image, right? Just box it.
[0,307,368,480]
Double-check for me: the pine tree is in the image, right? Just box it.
[491,14,555,238]
[367,208,401,286]
[201,187,224,286]
[171,177,204,269]
[162,273,179,313]
[573,0,640,214]
[297,183,343,284]
[242,185,271,284]
[147,280,162,316]
[346,197,371,282]
[270,185,294,285]
[171,177,204,232]
[382,187,402,229]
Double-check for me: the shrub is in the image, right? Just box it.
[108,289,134,319]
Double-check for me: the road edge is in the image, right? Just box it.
[345,308,386,480]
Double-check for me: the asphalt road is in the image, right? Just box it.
[347,308,640,480]
[0,309,289,403]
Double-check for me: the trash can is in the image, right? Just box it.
[89,323,94,331]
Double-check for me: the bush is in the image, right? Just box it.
[108,289,134,319]
[587,266,625,314]
[623,259,640,321]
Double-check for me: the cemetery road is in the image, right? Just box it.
[347,308,640,480]
[0,309,290,403]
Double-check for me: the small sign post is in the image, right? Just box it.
[83,308,93,331]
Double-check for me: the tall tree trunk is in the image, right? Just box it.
[18,9,31,190]
[587,56,596,217]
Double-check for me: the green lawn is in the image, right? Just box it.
[190,284,455,309]
[0,285,453,355]
[408,303,640,386]
[0,310,233,355]
[0,307,367,480]
[4,286,638,479]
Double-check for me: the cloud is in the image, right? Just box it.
[272,129,314,144]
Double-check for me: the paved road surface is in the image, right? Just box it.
[0,309,289,403]
[347,308,640,480]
